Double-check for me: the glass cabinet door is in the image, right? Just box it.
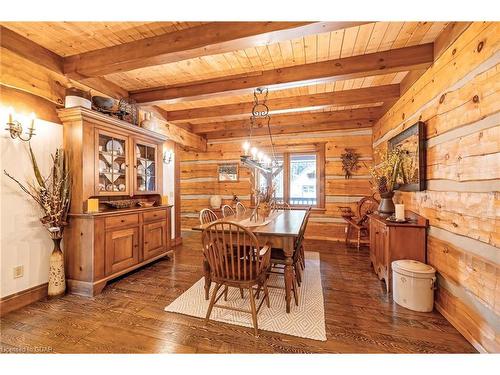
[134,141,157,194]
[96,130,129,195]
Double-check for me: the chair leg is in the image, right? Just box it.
[357,229,361,251]
[295,263,302,286]
[255,283,262,299]
[205,283,222,322]
[292,275,299,306]
[239,287,244,298]
[224,285,229,301]
[300,245,305,269]
[263,279,271,308]
[248,286,259,336]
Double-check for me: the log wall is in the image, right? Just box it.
[180,128,374,241]
[372,22,499,353]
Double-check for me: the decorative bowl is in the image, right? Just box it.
[103,199,138,209]
[137,201,155,208]
[92,96,115,111]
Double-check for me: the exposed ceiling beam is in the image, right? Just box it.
[64,22,369,78]
[191,106,383,134]
[0,26,128,99]
[166,84,400,122]
[204,120,374,139]
[130,43,434,104]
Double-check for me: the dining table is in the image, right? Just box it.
[192,209,307,313]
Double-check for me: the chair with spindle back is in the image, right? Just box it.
[236,201,246,214]
[202,221,271,335]
[262,207,311,305]
[199,208,218,225]
[222,204,235,217]
[274,201,291,211]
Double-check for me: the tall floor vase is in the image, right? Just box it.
[48,238,66,297]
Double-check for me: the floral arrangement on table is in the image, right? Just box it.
[369,147,407,216]
[369,148,406,194]
[4,144,71,297]
[252,185,275,221]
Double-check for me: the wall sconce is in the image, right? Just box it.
[5,108,36,142]
[163,149,174,164]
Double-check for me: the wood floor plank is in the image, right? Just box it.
[0,232,476,353]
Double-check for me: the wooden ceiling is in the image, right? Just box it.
[1,21,451,139]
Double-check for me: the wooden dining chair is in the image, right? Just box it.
[236,201,246,214]
[222,204,235,217]
[264,207,311,305]
[199,208,218,224]
[202,221,271,336]
[274,201,291,210]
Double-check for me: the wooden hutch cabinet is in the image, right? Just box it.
[369,211,428,292]
[58,107,173,297]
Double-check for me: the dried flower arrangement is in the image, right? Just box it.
[4,144,71,240]
[340,148,360,179]
[369,148,407,194]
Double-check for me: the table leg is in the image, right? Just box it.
[282,237,295,314]
[203,258,211,300]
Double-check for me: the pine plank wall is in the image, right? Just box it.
[373,22,499,353]
[179,22,499,353]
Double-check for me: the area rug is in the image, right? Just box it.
[164,251,326,341]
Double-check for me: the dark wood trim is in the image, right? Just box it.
[0,283,48,316]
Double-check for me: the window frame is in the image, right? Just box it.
[252,143,325,209]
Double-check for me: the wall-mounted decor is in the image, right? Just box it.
[388,121,426,191]
[340,148,360,179]
[218,163,239,182]
[4,107,36,142]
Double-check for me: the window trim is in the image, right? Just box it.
[252,143,325,209]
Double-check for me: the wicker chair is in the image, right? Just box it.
[222,204,235,217]
[199,208,218,224]
[202,222,271,335]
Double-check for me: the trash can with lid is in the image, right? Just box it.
[392,260,436,312]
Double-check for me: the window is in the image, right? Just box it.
[254,145,324,208]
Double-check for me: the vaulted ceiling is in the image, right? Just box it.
[1,21,451,139]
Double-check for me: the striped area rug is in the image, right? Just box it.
[165,251,326,341]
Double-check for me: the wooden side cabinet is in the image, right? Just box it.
[368,211,428,292]
[65,206,172,296]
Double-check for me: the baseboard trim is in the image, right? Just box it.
[435,302,486,353]
[0,283,48,317]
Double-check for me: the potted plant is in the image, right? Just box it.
[4,144,71,297]
[369,148,405,217]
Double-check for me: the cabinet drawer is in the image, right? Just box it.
[105,214,139,229]
[143,209,166,223]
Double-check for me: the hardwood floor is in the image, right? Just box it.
[0,231,475,353]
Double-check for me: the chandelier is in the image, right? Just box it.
[240,87,277,174]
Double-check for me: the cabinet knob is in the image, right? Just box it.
[121,219,125,223]
[134,244,138,248]
[145,241,149,245]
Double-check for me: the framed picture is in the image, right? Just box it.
[218,163,239,182]
[388,121,426,191]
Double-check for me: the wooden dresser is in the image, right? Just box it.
[58,107,173,296]
[368,211,428,292]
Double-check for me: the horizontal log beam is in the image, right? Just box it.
[166,84,400,122]
[205,119,374,139]
[64,22,368,78]
[191,106,383,134]
[130,43,434,104]
[0,26,128,99]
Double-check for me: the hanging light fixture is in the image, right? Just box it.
[240,87,277,174]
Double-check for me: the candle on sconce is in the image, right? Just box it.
[87,198,99,213]
[7,107,14,123]
[395,204,405,221]
[29,113,36,131]
[161,195,169,206]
